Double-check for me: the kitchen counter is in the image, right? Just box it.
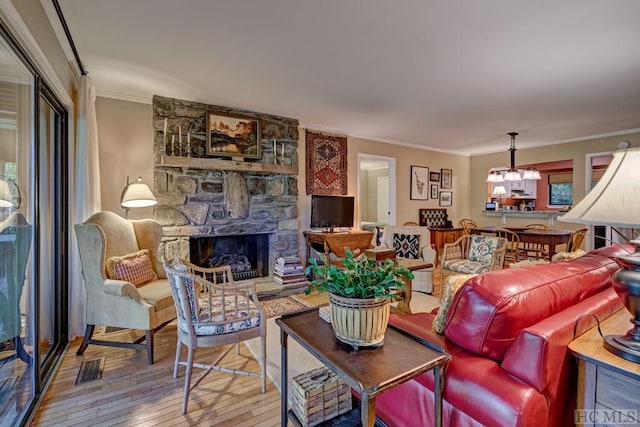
[483,210,566,226]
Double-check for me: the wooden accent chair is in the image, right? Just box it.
[494,228,523,266]
[440,234,507,286]
[74,211,176,364]
[566,228,588,252]
[163,261,266,414]
[523,223,549,259]
[458,218,479,235]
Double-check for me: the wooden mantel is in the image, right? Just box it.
[159,155,298,175]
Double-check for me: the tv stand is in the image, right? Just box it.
[303,230,374,265]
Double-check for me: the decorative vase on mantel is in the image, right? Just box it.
[304,249,414,350]
[329,293,391,349]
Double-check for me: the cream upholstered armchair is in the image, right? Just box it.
[378,225,437,293]
[74,211,176,364]
[440,234,507,285]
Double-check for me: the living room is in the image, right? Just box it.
[2,1,640,426]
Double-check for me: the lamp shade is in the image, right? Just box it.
[120,177,157,208]
[0,175,20,208]
[492,185,507,196]
[559,147,640,228]
[0,179,13,207]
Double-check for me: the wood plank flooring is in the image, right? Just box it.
[33,272,443,427]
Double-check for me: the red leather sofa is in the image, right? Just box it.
[375,244,633,427]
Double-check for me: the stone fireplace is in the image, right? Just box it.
[151,96,300,275]
[190,233,270,280]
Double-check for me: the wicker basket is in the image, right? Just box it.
[328,293,391,348]
[291,367,352,426]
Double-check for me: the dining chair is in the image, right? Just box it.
[566,228,588,252]
[458,218,478,235]
[522,223,550,259]
[494,228,523,266]
[163,260,266,414]
[440,234,507,286]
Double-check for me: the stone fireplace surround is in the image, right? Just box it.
[151,96,300,276]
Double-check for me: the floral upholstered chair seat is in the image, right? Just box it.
[441,259,492,275]
[187,294,261,336]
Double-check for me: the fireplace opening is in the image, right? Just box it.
[189,234,269,281]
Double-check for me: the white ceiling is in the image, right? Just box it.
[57,0,640,155]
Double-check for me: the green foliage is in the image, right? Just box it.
[304,249,414,299]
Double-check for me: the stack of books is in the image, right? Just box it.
[274,256,308,285]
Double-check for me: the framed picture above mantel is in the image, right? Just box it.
[206,111,261,159]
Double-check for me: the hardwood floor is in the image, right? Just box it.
[33,273,444,427]
[32,325,282,427]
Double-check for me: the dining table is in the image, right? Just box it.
[469,226,574,260]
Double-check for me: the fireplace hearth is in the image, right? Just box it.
[190,234,269,281]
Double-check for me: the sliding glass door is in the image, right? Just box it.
[0,22,68,427]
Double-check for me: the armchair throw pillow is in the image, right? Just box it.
[106,249,158,287]
[393,233,421,259]
[468,235,500,265]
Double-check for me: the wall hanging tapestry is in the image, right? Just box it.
[305,131,348,195]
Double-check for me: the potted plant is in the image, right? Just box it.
[304,249,414,349]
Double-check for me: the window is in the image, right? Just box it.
[548,172,573,206]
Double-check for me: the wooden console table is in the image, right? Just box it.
[303,230,374,264]
[277,309,450,427]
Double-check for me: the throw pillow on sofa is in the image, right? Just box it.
[432,273,477,334]
[393,233,421,259]
[106,249,158,287]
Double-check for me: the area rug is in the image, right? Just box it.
[260,296,308,318]
[305,130,347,195]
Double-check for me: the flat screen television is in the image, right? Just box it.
[311,195,355,231]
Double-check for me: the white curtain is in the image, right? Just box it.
[69,75,101,338]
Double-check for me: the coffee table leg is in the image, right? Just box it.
[280,329,288,427]
[361,394,375,427]
[435,364,444,427]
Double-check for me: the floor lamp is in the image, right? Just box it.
[559,146,640,363]
[120,176,157,218]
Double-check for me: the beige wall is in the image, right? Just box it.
[95,97,154,219]
[297,129,471,258]
[470,132,640,228]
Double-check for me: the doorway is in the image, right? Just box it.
[357,154,396,228]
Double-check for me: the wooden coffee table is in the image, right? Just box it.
[277,309,450,427]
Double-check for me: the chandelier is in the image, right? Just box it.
[486,132,541,182]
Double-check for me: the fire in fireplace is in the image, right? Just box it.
[189,234,269,281]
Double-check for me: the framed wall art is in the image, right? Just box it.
[430,184,439,199]
[439,191,453,207]
[430,171,440,182]
[206,111,261,158]
[410,165,429,200]
[440,168,452,189]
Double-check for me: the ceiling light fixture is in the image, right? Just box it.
[503,132,541,182]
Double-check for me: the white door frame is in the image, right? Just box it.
[357,153,396,227]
